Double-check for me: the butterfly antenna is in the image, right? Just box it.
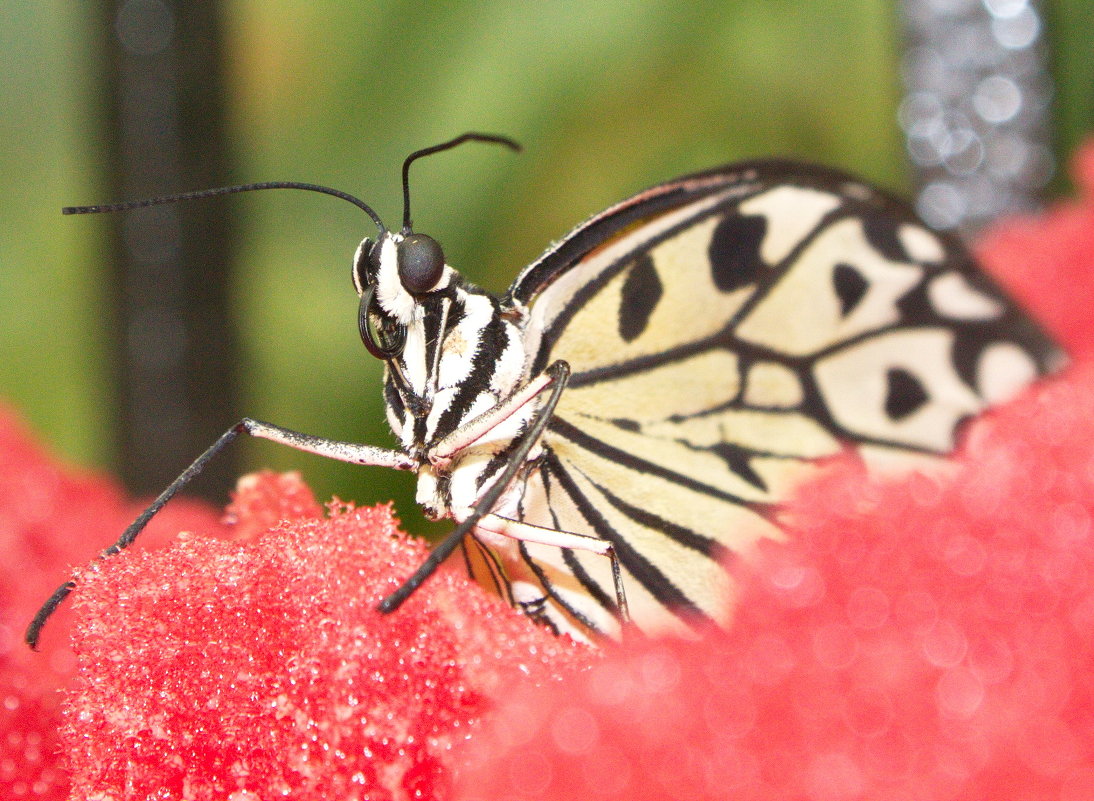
[64,181,387,234]
[401,132,521,233]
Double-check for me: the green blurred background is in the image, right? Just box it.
[1,1,1090,538]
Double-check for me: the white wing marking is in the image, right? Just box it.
[738,185,841,265]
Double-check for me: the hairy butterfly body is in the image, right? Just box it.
[28,135,1063,647]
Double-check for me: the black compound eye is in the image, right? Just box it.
[397,233,445,294]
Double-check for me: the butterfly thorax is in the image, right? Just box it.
[391,284,533,520]
[355,232,535,521]
[384,281,531,440]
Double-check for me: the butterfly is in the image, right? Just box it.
[28,133,1064,647]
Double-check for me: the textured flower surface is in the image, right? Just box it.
[0,407,223,799]
[2,141,1092,800]
[62,472,591,800]
[1,432,589,801]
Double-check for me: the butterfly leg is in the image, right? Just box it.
[475,513,630,623]
[610,548,630,624]
[26,417,415,649]
[429,369,561,462]
[474,514,611,553]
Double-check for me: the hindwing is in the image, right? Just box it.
[479,160,1063,638]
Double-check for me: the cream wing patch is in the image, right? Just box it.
[744,361,804,408]
[738,185,841,264]
[813,328,983,452]
[639,409,842,462]
[524,190,737,369]
[976,342,1040,404]
[551,416,776,504]
[897,223,946,263]
[928,272,1006,321]
[547,216,753,372]
[559,350,739,423]
[735,217,925,356]
[548,424,781,539]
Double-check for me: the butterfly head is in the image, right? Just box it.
[349,133,520,364]
[352,228,456,361]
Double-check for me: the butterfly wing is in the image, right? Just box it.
[480,160,1063,639]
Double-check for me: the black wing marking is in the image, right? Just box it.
[487,160,1064,637]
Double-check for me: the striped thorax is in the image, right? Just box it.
[352,229,537,527]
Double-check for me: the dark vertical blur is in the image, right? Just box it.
[97,0,237,498]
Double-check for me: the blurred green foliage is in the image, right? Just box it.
[1,1,1089,536]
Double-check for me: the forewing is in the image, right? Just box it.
[497,160,1064,635]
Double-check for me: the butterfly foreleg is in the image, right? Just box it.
[25,417,415,649]
[429,368,562,463]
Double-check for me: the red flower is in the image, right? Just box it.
[457,361,1094,799]
[60,473,590,800]
[0,407,222,799]
[0,421,588,800]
